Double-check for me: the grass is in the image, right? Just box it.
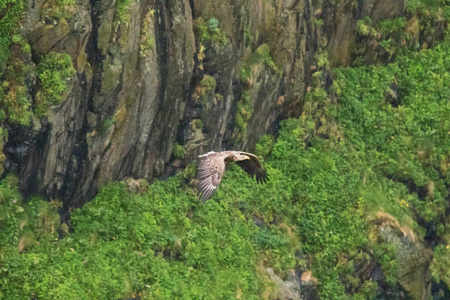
[35,52,75,117]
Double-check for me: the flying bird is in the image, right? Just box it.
[196,151,269,201]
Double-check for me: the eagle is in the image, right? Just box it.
[196,151,269,201]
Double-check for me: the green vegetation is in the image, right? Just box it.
[234,90,253,143]
[215,93,223,103]
[0,0,30,127]
[98,116,116,135]
[35,52,76,117]
[1,50,74,124]
[115,0,133,23]
[140,33,155,58]
[244,26,254,47]
[354,0,450,64]
[173,144,186,159]
[0,56,33,126]
[254,134,275,158]
[140,8,156,58]
[40,0,76,19]
[357,17,378,37]
[0,0,26,64]
[193,75,216,106]
[240,44,280,84]
[193,17,228,45]
[191,119,204,130]
[431,244,450,287]
[235,44,280,143]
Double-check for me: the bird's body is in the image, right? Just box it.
[197,151,269,201]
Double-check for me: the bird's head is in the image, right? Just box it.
[234,154,250,162]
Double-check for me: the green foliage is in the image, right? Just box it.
[373,243,398,286]
[354,0,450,64]
[0,0,25,57]
[140,36,155,57]
[314,18,324,29]
[191,118,204,130]
[314,51,329,69]
[255,134,275,158]
[140,8,155,58]
[234,90,253,143]
[198,75,216,90]
[173,144,186,159]
[378,18,407,35]
[407,0,450,42]
[207,17,219,32]
[333,40,450,292]
[407,0,444,12]
[244,26,254,47]
[240,44,280,84]
[193,17,228,45]
[430,244,450,286]
[115,0,133,23]
[357,17,377,37]
[0,176,23,248]
[215,93,223,102]
[0,177,273,298]
[98,117,116,135]
[40,0,76,19]
[0,0,32,126]
[335,42,450,221]
[35,52,75,117]
[193,75,216,107]
[0,57,33,125]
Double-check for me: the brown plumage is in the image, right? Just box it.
[196,151,269,201]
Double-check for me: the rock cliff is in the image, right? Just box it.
[0,0,442,210]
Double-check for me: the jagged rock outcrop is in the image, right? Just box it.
[3,0,443,208]
[377,219,432,299]
[5,0,318,207]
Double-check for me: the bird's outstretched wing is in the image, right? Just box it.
[196,153,226,201]
[235,152,269,184]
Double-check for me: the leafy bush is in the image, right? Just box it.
[193,75,216,106]
[0,0,34,126]
[0,0,25,58]
[0,57,33,125]
[354,0,450,63]
[430,244,450,286]
[193,17,228,45]
[35,52,75,117]
[240,44,280,84]
[140,8,155,58]
[40,0,76,19]
[191,118,204,130]
[98,116,116,135]
[234,90,253,143]
[115,0,132,22]
[255,134,275,158]
[173,144,186,159]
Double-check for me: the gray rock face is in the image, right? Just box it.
[265,268,319,300]
[378,224,432,300]
[5,0,421,206]
[266,268,301,300]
